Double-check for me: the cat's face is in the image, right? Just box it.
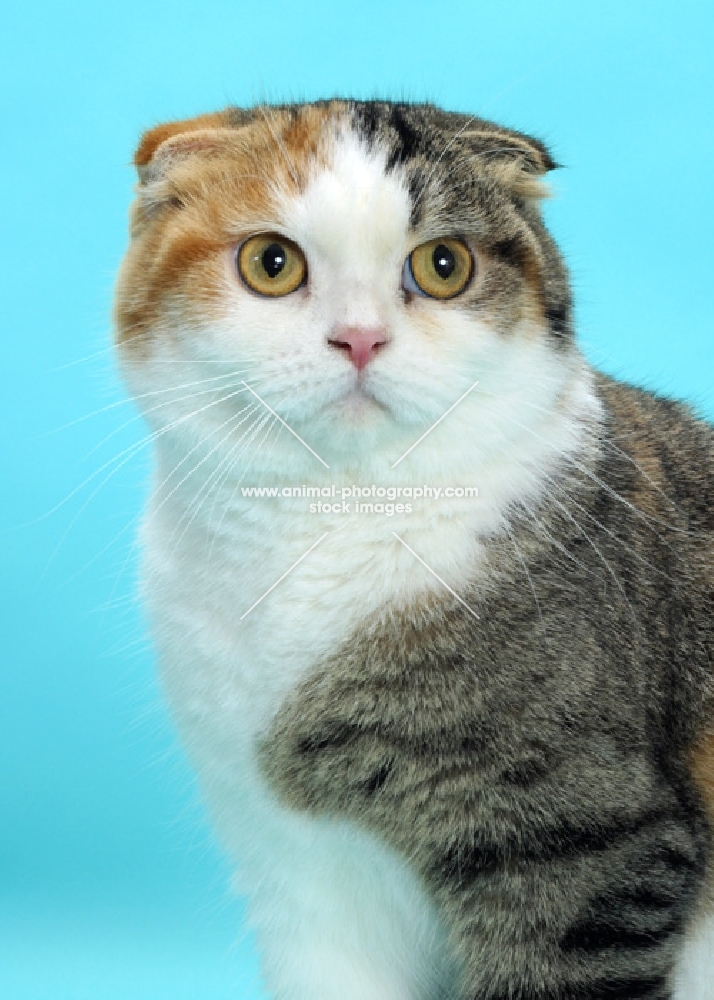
[115,101,578,473]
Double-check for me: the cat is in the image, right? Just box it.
[114,100,714,1000]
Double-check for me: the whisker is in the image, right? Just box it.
[596,435,688,521]
[521,479,642,633]
[153,401,264,545]
[538,465,676,583]
[90,534,147,643]
[38,385,253,574]
[471,384,685,543]
[79,375,258,464]
[41,367,253,439]
[462,386,680,587]
[46,341,123,372]
[167,409,275,553]
[203,412,286,564]
[96,398,262,588]
[502,518,544,628]
[105,403,268,604]
[449,365,689,522]
[61,512,141,590]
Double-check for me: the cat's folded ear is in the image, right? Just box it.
[462,125,556,173]
[132,108,251,186]
[461,125,557,198]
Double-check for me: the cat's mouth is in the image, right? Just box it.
[320,379,392,426]
[340,383,386,416]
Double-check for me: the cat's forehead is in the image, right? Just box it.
[282,128,412,266]
[133,100,553,235]
[262,101,552,231]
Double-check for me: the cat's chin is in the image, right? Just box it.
[339,385,387,419]
[308,385,397,458]
[313,384,390,426]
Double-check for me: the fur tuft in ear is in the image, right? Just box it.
[462,127,558,176]
[490,159,552,201]
[135,127,241,187]
[135,112,229,170]
[133,108,252,182]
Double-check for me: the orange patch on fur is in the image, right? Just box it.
[115,103,347,348]
[601,388,670,521]
[134,111,239,167]
[626,437,668,520]
[690,731,714,825]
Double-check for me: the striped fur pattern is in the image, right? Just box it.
[263,376,714,1000]
[115,101,714,999]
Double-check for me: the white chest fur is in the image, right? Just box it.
[137,356,600,1000]
[141,475,473,999]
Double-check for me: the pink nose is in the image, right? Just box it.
[327,326,388,371]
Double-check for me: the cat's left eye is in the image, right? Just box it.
[402,237,474,300]
[237,234,307,297]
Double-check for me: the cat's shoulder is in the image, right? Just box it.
[592,371,714,533]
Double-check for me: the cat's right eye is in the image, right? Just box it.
[237,234,307,297]
[403,238,474,300]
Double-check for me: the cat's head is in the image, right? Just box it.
[115,100,582,478]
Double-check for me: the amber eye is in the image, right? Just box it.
[237,234,307,297]
[404,237,474,300]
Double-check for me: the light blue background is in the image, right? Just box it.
[2,1,713,997]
